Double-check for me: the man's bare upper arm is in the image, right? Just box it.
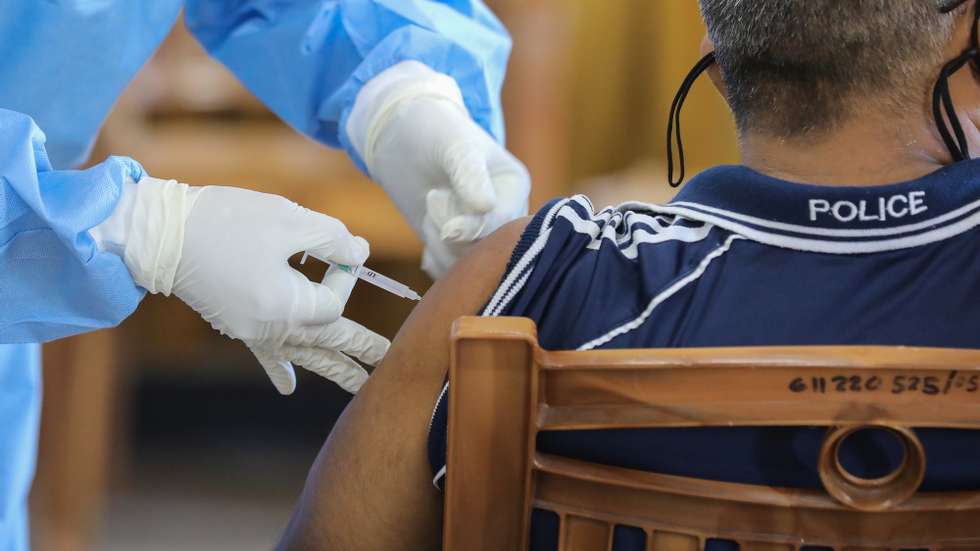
[278,216,532,551]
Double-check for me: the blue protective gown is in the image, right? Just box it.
[0,2,511,548]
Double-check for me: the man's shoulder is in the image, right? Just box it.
[519,194,731,266]
[486,195,734,339]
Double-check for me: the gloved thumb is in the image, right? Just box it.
[289,265,355,326]
[420,214,469,278]
[443,145,497,214]
[295,207,370,267]
[426,189,486,242]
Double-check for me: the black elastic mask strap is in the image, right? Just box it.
[934,53,973,162]
[667,52,716,187]
[933,1,980,163]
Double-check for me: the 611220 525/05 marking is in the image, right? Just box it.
[787,370,979,396]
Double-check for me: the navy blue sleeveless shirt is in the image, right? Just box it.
[428,161,980,550]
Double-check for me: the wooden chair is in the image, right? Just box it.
[443,316,980,551]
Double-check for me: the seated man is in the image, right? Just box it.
[278,1,980,549]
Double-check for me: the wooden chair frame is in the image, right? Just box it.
[443,316,980,551]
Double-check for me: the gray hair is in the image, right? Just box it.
[699,0,958,139]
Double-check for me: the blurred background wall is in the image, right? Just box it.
[29,2,737,550]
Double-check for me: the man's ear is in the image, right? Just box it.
[701,34,729,102]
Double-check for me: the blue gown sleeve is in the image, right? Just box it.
[0,110,146,344]
[0,1,182,169]
[184,0,512,172]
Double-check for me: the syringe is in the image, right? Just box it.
[300,253,422,301]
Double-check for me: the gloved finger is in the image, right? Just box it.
[283,346,370,394]
[441,155,529,244]
[283,270,346,327]
[285,318,390,366]
[294,207,370,266]
[442,143,496,214]
[249,345,297,395]
[426,189,486,242]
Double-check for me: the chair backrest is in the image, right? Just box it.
[442,316,980,551]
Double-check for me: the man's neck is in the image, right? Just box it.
[739,117,953,186]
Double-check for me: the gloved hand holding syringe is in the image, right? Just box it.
[300,252,422,301]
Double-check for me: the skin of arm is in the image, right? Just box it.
[277,216,531,551]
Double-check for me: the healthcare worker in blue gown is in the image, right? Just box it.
[0,2,530,547]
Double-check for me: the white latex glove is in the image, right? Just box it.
[91,177,390,394]
[347,61,531,278]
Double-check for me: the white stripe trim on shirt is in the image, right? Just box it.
[432,465,447,489]
[482,199,568,316]
[577,234,745,351]
[554,203,714,257]
[650,197,980,238]
[587,223,715,257]
[485,196,722,315]
[648,204,980,254]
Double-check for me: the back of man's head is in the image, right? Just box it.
[699,1,957,141]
